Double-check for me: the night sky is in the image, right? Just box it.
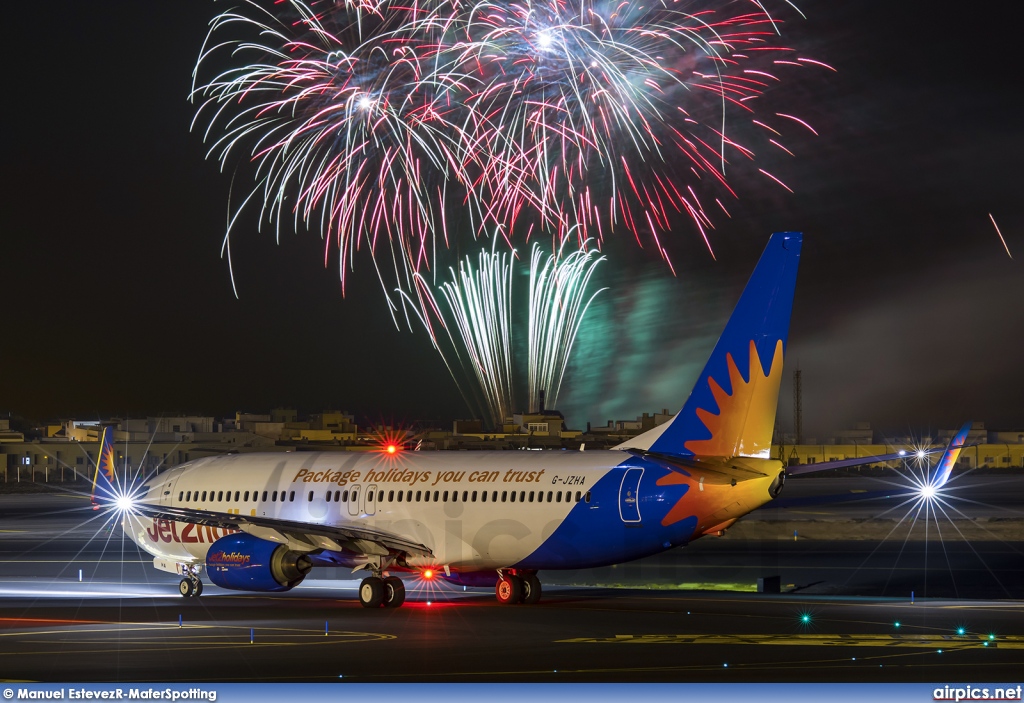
[2,1,1021,436]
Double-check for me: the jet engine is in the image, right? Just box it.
[206,532,312,592]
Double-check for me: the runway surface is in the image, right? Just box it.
[0,477,1021,682]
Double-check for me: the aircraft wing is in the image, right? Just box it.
[127,501,433,558]
[787,424,976,477]
[785,451,917,476]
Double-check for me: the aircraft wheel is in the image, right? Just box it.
[178,578,195,598]
[520,573,541,605]
[383,577,406,608]
[495,575,522,605]
[193,580,203,597]
[359,576,385,608]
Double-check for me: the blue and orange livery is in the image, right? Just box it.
[648,231,801,460]
[932,422,972,488]
[91,425,118,508]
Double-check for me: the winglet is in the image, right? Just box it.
[91,425,118,509]
[931,422,972,488]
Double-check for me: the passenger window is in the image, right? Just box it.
[492,491,498,502]
[406,490,412,502]
[388,490,395,502]
[178,491,183,501]
[556,492,562,503]
[397,491,403,503]
[217,491,223,502]
[520,491,525,502]
[352,490,358,502]
[566,491,572,502]
[501,491,507,502]
[202,491,208,502]
[326,491,332,502]
[547,491,553,502]
[424,491,431,503]
[463,491,469,502]
[289,491,295,502]
[416,491,422,502]
[442,490,449,502]
[235,491,241,501]
[575,491,581,502]
[341,490,347,503]
[481,491,487,503]
[433,490,440,502]
[262,491,268,502]
[244,491,249,501]
[509,491,516,503]
[472,491,478,502]
[185,491,191,501]
[378,491,384,502]
[308,491,313,502]
[272,491,278,501]
[585,491,591,503]
[529,491,535,502]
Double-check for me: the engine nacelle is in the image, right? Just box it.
[206,533,312,592]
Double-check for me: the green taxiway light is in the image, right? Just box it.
[957,627,966,636]
[894,621,901,628]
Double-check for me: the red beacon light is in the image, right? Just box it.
[422,569,435,580]
[386,444,398,455]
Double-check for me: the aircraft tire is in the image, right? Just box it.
[359,577,385,608]
[179,578,195,598]
[495,575,522,605]
[383,577,405,608]
[520,573,541,605]
[193,580,203,597]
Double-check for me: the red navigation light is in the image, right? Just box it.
[386,444,398,455]
[423,569,435,580]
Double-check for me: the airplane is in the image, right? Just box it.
[88,230,954,608]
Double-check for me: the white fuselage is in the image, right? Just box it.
[125,450,627,571]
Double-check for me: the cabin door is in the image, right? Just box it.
[618,468,643,523]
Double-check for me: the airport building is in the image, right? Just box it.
[0,410,1022,485]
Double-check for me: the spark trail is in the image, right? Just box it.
[409,239,605,426]
[191,0,826,314]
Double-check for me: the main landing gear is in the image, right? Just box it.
[358,575,406,608]
[178,576,203,597]
[495,571,541,605]
[357,558,405,608]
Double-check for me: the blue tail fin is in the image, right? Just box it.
[91,425,118,508]
[646,232,802,458]
[931,422,972,488]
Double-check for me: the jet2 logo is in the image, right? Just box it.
[145,519,239,544]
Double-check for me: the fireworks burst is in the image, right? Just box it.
[408,238,605,426]
[527,237,607,414]
[191,0,827,311]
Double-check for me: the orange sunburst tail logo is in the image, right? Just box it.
[91,426,118,505]
[683,339,784,459]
